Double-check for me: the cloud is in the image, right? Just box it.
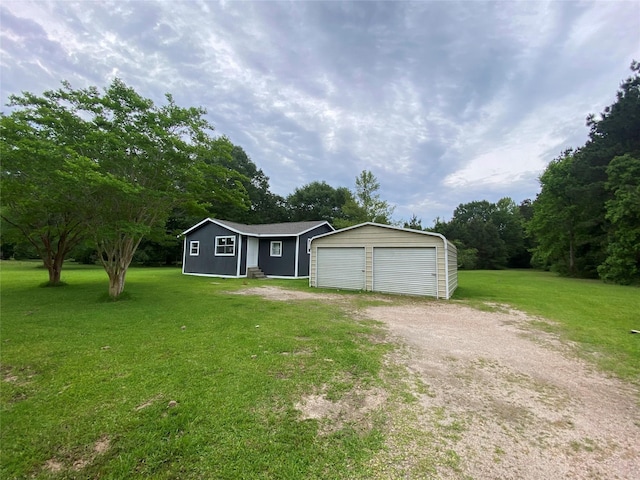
[1,0,638,222]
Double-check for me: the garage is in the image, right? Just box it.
[373,247,437,296]
[309,223,457,299]
[316,247,365,290]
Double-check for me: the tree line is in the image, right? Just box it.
[2,62,638,297]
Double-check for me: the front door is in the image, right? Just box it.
[247,237,259,267]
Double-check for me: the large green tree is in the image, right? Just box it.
[432,198,528,270]
[529,151,581,274]
[598,154,640,283]
[211,144,287,223]
[529,61,640,281]
[2,79,247,297]
[286,181,351,224]
[1,114,87,284]
[335,170,395,227]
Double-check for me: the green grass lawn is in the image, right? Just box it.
[0,262,392,479]
[454,269,640,381]
[1,263,638,479]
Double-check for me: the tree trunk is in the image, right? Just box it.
[108,269,127,298]
[41,235,67,285]
[47,258,63,285]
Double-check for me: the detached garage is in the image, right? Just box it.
[309,223,457,299]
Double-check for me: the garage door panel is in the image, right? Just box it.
[317,247,365,290]
[374,247,437,296]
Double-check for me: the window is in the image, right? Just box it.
[215,236,235,256]
[270,241,282,257]
[189,241,200,256]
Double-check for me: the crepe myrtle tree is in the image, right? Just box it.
[1,107,90,284]
[2,79,248,297]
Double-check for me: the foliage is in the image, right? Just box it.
[597,154,640,283]
[530,61,640,283]
[0,109,88,284]
[334,170,395,228]
[403,214,423,230]
[209,143,287,223]
[286,181,351,224]
[432,198,528,270]
[2,79,248,297]
[529,151,580,274]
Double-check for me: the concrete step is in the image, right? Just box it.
[247,267,267,279]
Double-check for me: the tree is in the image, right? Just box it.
[211,144,287,223]
[3,79,248,297]
[597,154,640,283]
[1,109,88,284]
[286,181,351,223]
[529,151,581,274]
[528,61,640,281]
[335,170,395,227]
[403,214,423,230]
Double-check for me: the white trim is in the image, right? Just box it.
[236,235,243,277]
[307,238,312,254]
[310,222,448,243]
[182,272,245,278]
[294,237,300,277]
[270,241,282,257]
[180,218,333,237]
[189,241,200,256]
[215,236,236,256]
[267,275,309,279]
[181,237,187,274]
[443,243,449,299]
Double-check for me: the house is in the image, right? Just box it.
[181,218,334,278]
[309,222,458,299]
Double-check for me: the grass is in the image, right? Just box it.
[0,261,392,479]
[454,269,640,381]
[2,262,639,478]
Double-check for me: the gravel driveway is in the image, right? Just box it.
[364,301,640,479]
[235,286,640,479]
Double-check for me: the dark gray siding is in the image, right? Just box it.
[258,237,296,276]
[298,224,334,276]
[183,223,239,276]
[239,235,248,276]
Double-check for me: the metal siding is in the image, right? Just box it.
[373,248,438,297]
[316,248,365,290]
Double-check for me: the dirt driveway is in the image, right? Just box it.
[237,287,640,479]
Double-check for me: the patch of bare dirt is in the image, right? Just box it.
[43,436,111,474]
[295,384,388,435]
[231,285,345,301]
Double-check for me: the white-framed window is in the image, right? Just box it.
[189,241,200,256]
[307,238,312,254]
[215,236,235,256]
[270,241,282,257]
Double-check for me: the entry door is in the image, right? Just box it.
[247,237,259,267]
[373,248,437,297]
[316,247,365,290]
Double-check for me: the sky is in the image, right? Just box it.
[1,1,639,225]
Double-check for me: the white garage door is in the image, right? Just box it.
[316,247,365,290]
[373,247,437,297]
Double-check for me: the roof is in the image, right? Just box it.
[309,222,455,249]
[181,218,333,237]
